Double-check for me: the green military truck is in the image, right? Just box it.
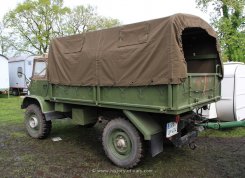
[21,14,223,168]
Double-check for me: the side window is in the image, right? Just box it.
[119,23,149,47]
[17,67,23,78]
[33,60,47,78]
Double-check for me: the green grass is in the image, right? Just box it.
[200,127,245,137]
[0,95,24,124]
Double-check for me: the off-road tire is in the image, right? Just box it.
[25,104,52,139]
[102,118,143,168]
[12,89,19,96]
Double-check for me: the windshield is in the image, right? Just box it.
[33,61,47,78]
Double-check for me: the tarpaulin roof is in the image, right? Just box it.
[48,13,222,86]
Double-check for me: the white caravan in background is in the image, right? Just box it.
[8,55,35,95]
[0,55,9,94]
[216,62,245,121]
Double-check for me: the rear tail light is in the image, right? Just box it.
[175,115,180,123]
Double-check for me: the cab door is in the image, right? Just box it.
[29,58,49,97]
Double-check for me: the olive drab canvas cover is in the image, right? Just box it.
[48,13,222,86]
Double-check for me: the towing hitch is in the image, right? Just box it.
[170,131,198,148]
[189,142,197,150]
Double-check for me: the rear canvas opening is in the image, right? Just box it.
[182,28,219,73]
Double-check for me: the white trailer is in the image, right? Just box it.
[216,62,245,121]
[201,62,245,121]
[8,55,35,95]
[0,55,9,93]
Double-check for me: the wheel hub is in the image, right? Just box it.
[29,116,38,128]
[116,136,127,149]
[111,131,131,156]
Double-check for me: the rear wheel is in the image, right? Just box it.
[12,89,19,96]
[25,104,52,139]
[102,118,143,168]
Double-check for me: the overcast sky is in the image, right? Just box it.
[0,0,210,24]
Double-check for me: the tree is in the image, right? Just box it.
[4,0,69,55]
[196,0,245,61]
[3,1,120,56]
[63,5,120,35]
[0,23,12,56]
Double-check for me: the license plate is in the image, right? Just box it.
[166,122,178,138]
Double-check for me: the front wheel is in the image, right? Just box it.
[102,118,143,168]
[25,104,52,139]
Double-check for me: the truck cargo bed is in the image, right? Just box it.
[30,73,220,114]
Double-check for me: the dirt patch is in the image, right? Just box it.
[194,137,245,178]
[0,121,244,178]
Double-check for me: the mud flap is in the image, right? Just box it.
[150,133,163,157]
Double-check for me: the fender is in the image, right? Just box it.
[123,110,163,157]
[21,95,54,113]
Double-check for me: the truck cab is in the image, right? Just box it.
[29,57,48,97]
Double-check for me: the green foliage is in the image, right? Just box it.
[196,0,245,62]
[0,23,13,56]
[4,0,69,55]
[63,5,120,35]
[2,0,120,56]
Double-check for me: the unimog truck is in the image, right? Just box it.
[21,14,223,168]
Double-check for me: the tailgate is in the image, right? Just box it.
[172,73,221,110]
